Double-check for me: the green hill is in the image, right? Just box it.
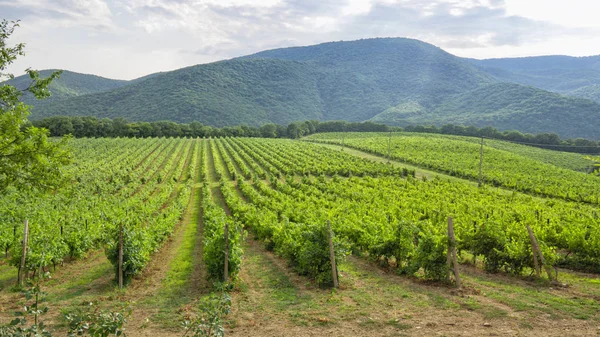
[27,38,494,126]
[306,132,600,203]
[379,83,600,139]
[469,55,600,93]
[15,38,600,139]
[6,69,128,105]
[31,59,325,126]
[569,84,600,103]
[243,38,494,120]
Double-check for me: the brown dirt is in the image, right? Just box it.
[4,139,600,337]
[225,251,600,337]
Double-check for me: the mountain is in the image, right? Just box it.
[11,38,600,139]
[25,38,494,126]
[4,70,167,115]
[374,82,600,140]
[569,84,600,103]
[242,38,494,121]
[469,55,600,93]
[29,59,325,126]
[471,55,600,72]
[6,70,128,105]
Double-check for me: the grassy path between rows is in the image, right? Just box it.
[0,139,205,336]
[310,141,560,201]
[2,138,600,337]
[213,138,600,336]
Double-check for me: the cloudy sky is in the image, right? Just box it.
[2,0,600,80]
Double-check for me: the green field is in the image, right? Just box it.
[306,132,599,204]
[1,136,600,336]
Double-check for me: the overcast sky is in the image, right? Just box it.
[2,0,600,80]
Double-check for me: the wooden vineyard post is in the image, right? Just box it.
[472,221,477,265]
[526,224,541,278]
[387,131,392,163]
[224,223,229,282]
[17,220,29,287]
[9,225,15,258]
[327,220,339,288]
[447,217,461,288]
[526,224,555,281]
[118,224,124,289]
[478,137,484,187]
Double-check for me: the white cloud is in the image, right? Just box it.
[0,0,113,29]
[505,0,600,29]
[203,0,282,8]
[449,34,600,59]
[2,0,600,79]
[341,0,373,16]
[449,8,463,16]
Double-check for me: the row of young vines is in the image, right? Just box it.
[214,137,600,285]
[0,138,196,283]
[306,132,600,205]
[2,136,598,289]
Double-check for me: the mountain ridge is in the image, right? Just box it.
[3,38,600,139]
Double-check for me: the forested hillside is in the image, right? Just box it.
[7,69,128,105]
[27,38,493,125]
[386,83,600,139]
[31,59,325,126]
[243,38,494,121]
[7,38,600,139]
[470,55,600,93]
[569,84,600,103]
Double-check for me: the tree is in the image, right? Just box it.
[0,19,71,193]
[259,123,277,138]
[286,121,309,139]
[111,117,130,137]
[189,121,205,137]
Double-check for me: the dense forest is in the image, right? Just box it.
[6,38,600,140]
[469,55,600,92]
[34,116,600,153]
[569,84,600,103]
[9,69,128,104]
[394,83,600,139]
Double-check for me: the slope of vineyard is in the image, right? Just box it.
[211,138,600,275]
[305,132,600,204]
[0,137,196,283]
[2,136,599,282]
[459,137,594,172]
[2,136,600,335]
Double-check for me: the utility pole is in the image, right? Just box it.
[478,137,484,187]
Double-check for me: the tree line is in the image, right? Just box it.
[405,124,600,154]
[31,117,388,139]
[32,116,600,154]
